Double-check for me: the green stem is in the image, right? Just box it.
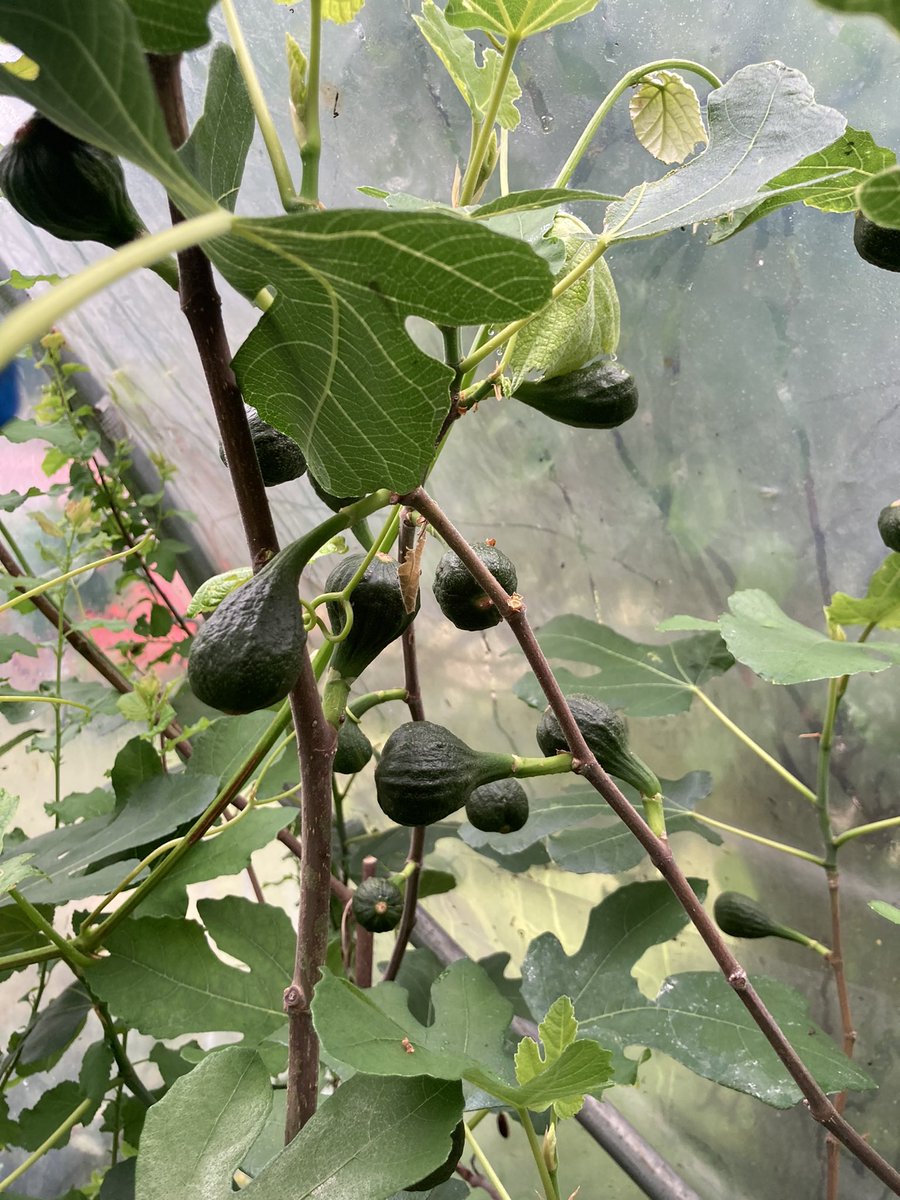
[0,695,89,712]
[458,35,520,206]
[456,233,611,374]
[221,0,302,211]
[517,1107,559,1200]
[781,928,833,958]
[0,1098,92,1193]
[0,519,31,572]
[92,998,156,1108]
[0,532,154,615]
[332,776,350,884]
[510,752,574,779]
[554,59,723,188]
[691,811,827,866]
[78,630,341,953]
[834,813,900,847]
[0,211,233,372]
[79,703,295,947]
[8,889,94,968]
[348,688,408,719]
[642,792,666,840]
[0,944,62,973]
[463,1123,514,1200]
[690,687,818,803]
[300,0,323,204]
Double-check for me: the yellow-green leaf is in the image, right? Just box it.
[273,0,366,20]
[629,71,708,165]
[505,212,619,388]
[414,0,521,130]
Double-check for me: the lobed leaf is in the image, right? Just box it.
[719,589,896,683]
[0,0,211,214]
[415,0,521,130]
[86,898,295,1044]
[514,615,734,716]
[444,0,602,39]
[227,209,552,495]
[604,62,846,242]
[522,880,875,1106]
[712,127,896,241]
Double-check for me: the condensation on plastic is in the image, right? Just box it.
[1,0,899,1196]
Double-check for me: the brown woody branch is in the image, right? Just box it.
[401,484,900,1198]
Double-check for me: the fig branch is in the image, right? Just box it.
[383,509,426,983]
[401,484,900,1198]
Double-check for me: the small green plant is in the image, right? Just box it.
[0,2,899,1200]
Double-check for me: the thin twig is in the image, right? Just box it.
[283,664,337,1141]
[355,856,377,989]
[383,510,426,982]
[456,1162,503,1199]
[402,484,900,1198]
[146,52,278,570]
[88,455,192,635]
[0,523,188,755]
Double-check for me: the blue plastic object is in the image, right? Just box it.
[0,362,19,426]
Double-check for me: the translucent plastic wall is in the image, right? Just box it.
[1,0,899,1196]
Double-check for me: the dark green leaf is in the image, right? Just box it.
[136,1047,270,1199]
[7,771,219,905]
[474,188,620,218]
[515,615,733,716]
[0,0,211,213]
[0,488,42,511]
[598,971,875,1108]
[79,1039,115,1122]
[179,44,254,211]
[86,898,294,1044]
[719,589,894,683]
[111,737,164,803]
[124,0,216,52]
[2,418,84,456]
[0,902,53,966]
[521,880,874,1105]
[461,773,718,874]
[136,1045,465,1200]
[11,981,92,1073]
[138,807,293,919]
[184,713,278,788]
[313,960,514,1086]
[45,787,116,824]
[227,209,552,495]
[99,1159,136,1200]
[149,1041,200,1088]
[0,634,37,663]
[0,728,39,760]
[417,868,456,899]
[349,823,458,877]
[522,880,706,1083]
[13,1079,84,1150]
[604,63,846,242]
